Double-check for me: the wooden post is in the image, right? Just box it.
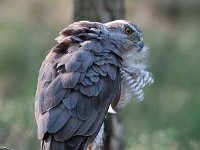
[73,0,125,149]
[74,0,125,23]
[0,146,13,150]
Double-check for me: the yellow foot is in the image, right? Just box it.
[89,144,92,150]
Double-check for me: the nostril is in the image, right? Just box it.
[135,37,143,42]
[139,37,143,41]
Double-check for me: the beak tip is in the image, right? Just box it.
[139,41,144,49]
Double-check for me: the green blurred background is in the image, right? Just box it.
[0,0,200,149]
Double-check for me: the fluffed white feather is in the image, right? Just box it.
[117,46,154,107]
[108,105,116,114]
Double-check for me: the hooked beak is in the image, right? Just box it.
[138,39,144,49]
[134,37,144,51]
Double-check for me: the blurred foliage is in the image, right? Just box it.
[0,0,199,150]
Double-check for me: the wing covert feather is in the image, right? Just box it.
[47,103,71,133]
[35,21,123,149]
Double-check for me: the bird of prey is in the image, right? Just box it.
[35,20,154,150]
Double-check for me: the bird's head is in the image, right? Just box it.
[104,20,144,52]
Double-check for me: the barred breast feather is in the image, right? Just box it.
[117,46,154,107]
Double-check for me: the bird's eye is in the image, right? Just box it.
[124,27,133,35]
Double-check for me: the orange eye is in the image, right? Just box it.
[124,27,133,35]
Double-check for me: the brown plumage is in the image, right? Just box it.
[35,21,121,150]
[35,20,153,150]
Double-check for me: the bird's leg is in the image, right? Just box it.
[89,144,92,150]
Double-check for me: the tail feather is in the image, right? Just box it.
[41,134,87,150]
[65,136,85,150]
[42,134,65,150]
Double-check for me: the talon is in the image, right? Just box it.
[89,144,92,150]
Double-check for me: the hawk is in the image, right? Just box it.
[35,20,154,150]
